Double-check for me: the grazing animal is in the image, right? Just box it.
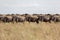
[25,16,39,23]
[2,16,12,23]
[15,17,25,23]
[51,16,60,22]
[0,14,60,23]
[42,15,52,23]
[12,16,17,23]
[37,16,44,22]
[0,16,4,22]
[37,15,52,23]
[2,17,8,22]
[12,16,25,23]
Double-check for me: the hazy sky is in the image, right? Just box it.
[0,0,60,14]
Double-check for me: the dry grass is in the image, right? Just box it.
[0,22,60,40]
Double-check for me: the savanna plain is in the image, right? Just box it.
[0,22,60,40]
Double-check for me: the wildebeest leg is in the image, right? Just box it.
[15,20,18,23]
[36,21,39,24]
[48,20,51,23]
[36,20,39,24]
[11,19,14,23]
[3,19,6,23]
[28,19,30,23]
[12,21,14,24]
[49,21,51,23]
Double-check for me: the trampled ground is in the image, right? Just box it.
[0,22,60,40]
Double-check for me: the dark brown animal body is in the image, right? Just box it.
[2,16,12,23]
[25,16,39,23]
[37,14,52,23]
[15,17,25,23]
[0,14,60,23]
[12,16,25,23]
[51,16,60,22]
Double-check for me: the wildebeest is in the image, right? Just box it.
[37,16,44,22]
[51,15,60,22]
[37,14,52,23]
[2,16,12,23]
[43,14,53,23]
[25,16,39,23]
[0,16,4,22]
[0,14,60,23]
[43,14,60,23]
[2,17,9,22]
[16,17,25,23]
[12,16,25,23]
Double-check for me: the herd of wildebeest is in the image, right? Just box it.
[0,14,60,24]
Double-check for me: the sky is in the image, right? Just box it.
[0,0,60,14]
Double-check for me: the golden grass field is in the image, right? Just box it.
[0,22,60,40]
